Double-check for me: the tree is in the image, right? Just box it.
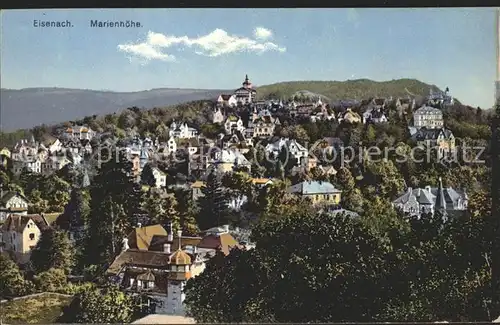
[33,268,67,292]
[363,159,405,199]
[60,285,141,323]
[0,254,33,297]
[489,95,500,316]
[84,149,141,266]
[174,188,200,236]
[185,210,389,323]
[31,227,76,275]
[56,187,89,238]
[197,170,229,230]
[140,163,156,188]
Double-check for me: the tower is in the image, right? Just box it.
[242,74,252,89]
[166,230,192,315]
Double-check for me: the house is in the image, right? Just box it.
[233,75,257,104]
[0,147,11,159]
[265,138,309,165]
[211,107,226,123]
[190,181,205,202]
[291,155,318,175]
[148,228,202,255]
[287,180,342,205]
[211,149,251,173]
[12,157,42,174]
[127,224,168,251]
[427,87,454,107]
[63,125,96,141]
[413,105,444,129]
[169,122,198,139]
[250,115,278,138]
[47,139,63,154]
[393,178,468,218]
[106,231,206,315]
[0,191,29,222]
[339,109,362,124]
[224,115,245,135]
[395,97,416,112]
[0,148,10,168]
[197,225,241,256]
[160,137,177,157]
[0,214,49,264]
[371,98,388,110]
[41,155,71,174]
[152,167,167,188]
[216,94,237,108]
[412,127,456,160]
[218,131,249,150]
[363,108,388,124]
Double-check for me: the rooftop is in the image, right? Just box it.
[288,181,341,195]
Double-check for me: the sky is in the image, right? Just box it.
[1,8,497,108]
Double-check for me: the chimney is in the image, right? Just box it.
[137,222,142,228]
[163,243,171,254]
[177,230,182,250]
[223,225,229,233]
[167,222,173,242]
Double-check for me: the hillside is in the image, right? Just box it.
[256,79,447,102]
[0,87,227,132]
[0,79,457,132]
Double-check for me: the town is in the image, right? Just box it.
[1,71,498,323]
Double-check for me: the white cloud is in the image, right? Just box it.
[117,28,285,63]
[254,27,273,40]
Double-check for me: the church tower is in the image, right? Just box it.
[166,230,192,315]
[242,74,252,89]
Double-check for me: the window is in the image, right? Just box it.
[29,233,35,240]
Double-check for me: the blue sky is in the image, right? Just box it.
[1,8,496,108]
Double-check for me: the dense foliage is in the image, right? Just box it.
[185,208,494,322]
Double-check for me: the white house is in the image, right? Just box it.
[413,105,444,129]
[224,115,245,135]
[0,192,29,222]
[169,122,198,139]
[64,125,96,141]
[265,138,309,165]
[212,107,225,124]
[152,167,167,188]
[216,95,237,108]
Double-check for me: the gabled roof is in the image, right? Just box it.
[288,181,341,195]
[219,94,233,101]
[1,214,49,233]
[197,232,239,256]
[127,224,168,251]
[414,105,443,115]
[0,191,28,205]
[414,128,453,141]
[106,249,171,275]
[148,235,202,252]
